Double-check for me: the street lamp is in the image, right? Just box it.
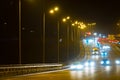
[43,6,59,63]
[49,6,59,14]
[19,0,22,64]
[62,16,70,62]
[49,6,59,63]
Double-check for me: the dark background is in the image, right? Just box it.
[0,0,120,64]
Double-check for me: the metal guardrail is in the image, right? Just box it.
[0,64,63,77]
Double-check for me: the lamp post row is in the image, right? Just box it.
[19,0,87,64]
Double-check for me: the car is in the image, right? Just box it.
[115,60,120,65]
[92,50,99,55]
[84,60,95,67]
[69,62,84,70]
[101,51,108,57]
[100,59,111,66]
[92,47,99,55]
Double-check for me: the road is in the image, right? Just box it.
[2,43,120,80]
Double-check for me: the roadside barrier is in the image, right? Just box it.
[0,64,63,77]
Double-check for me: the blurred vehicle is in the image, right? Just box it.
[92,47,99,51]
[84,60,95,67]
[101,51,108,57]
[92,47,99,55]
[115,60,120,65]
[100,59,111,66]
[102,45,110,49]
[92,50,99,55]
[69,62,83,70]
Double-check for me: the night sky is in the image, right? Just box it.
[0,0,120,64]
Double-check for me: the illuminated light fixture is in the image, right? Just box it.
[54,7,59,11]
[106,61,110,64]
[75,21,78,24]
[49,10,54,14]
[72,23,75,26]
[66,16,70,19]
[62,18,66,22]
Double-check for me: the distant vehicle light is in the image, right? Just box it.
[115,60,120,64]
[92,51,99,55]
[101,52,107,56]
[70,65,76,69]
[85,62,89,66]
[84,61,95,67]
[106,61,110,64]
[90,62,95,66]
[103,46,110,49]
[101,61,104,64]
[76,65,83,69]
[89,39,93,43]
[100,59,110,65]
[70,64,83,70]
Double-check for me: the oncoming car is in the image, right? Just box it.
[84,60,95,67]
[100,59,111,66]
[115,60,120,65]
[101,51,108,57]
[69,62,83,70]
[92,50,99,55]
[92,47,99,55]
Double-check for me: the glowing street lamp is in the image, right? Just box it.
[54,7,59,11]
[72,23,75,26]
[49,6,60,63]
[49,6,59,14]
[62,18,66,22]
[62,16,71,62]
[67,16,70,20]
[49,10,54,14]
[43,6,59,63]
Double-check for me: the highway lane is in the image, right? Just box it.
[2,43,120,80]
[2,66,120,80]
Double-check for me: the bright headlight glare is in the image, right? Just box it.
[101,61,104,64]
[85,62,89,66]
[90,62,95,66]
[106,61,110,64]
[105,53,107,55]
[77,65,83,69]
[70,65,76,69]
[115,60,120,64]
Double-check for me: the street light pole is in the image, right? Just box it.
[57,21,60,63]
[19,0,21,64]
[67,23,69,62]
[43,12,45,63]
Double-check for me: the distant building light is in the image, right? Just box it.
[4,22,7,25]
[30,30,35,32]
[93,33,97,36]
[22,27,25,30]
[59,38,62,42]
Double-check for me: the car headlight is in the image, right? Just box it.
[115,60,120,64]
[105,52,107,55]
[85,62,89,66]
[101,53,104,55]
[106,61,110,64]
[76,65,83,69]
[90,62,95,66]
[101,61,104,64]
[70,65,76,69]
[96,52,99,54]
[92,52,95,54]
